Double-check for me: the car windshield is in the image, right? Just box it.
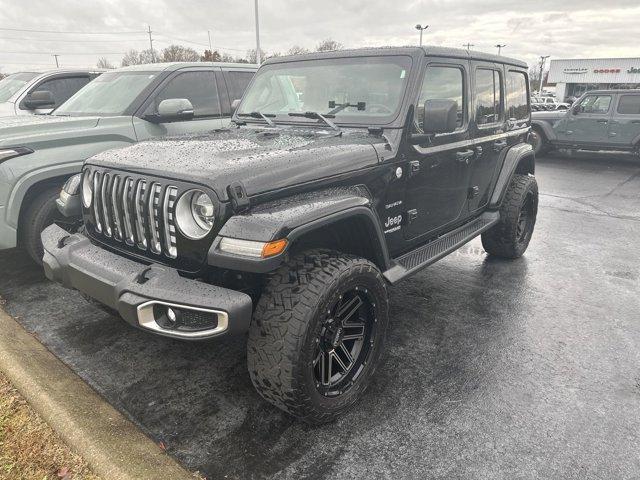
[54,71,157,116]
[238,55,412,125]
[0,72,39,102]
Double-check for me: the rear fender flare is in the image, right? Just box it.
[489,143,535,209]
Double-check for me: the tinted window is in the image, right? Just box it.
[416,65,464,131]
[153,71,220,117]
[506,71,529,120]
[476,68,502,125]
[224,71,254,102]
[33,76,90,107]
[617,95,640,114]
[577,95,611,114]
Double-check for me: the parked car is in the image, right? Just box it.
[529,89,640,155]
[0,62,257,263]
[0,70,103,116]
[44,46,537,423]
[532,95,569,111]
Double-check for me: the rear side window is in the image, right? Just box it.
[475,68,502,125]
[506,71,529,120]
[31,76,90,108]
[152,71,220,117]
[617,95,640,114]
[224,71,254,102]
[577,95,611,114]
[415,65,465,131]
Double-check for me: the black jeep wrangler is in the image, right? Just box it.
[42,46,537,423]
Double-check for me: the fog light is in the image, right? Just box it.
[166,307,177,323]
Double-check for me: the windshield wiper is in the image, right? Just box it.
[288,111,341,132]
[237,111,276,126]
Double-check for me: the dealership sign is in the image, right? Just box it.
[563,67,588,74]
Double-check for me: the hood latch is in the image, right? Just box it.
[228,181,250,213]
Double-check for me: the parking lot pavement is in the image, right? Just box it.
[1,152,639,480]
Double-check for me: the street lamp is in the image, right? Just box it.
[495,44,506,55]
[254,0,261,64]
[538,55,550,95]
[415,24,429,46]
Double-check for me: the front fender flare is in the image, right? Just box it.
[531,119,557,142]
[208,187,390,273]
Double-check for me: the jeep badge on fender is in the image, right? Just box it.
[42,46,537,424]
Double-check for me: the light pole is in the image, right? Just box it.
[254,0,261,64]
[538,55,550,95]
[463,43,474,52]
[415,24,429,46]
[52,54,59,68]
[495,44,506,55]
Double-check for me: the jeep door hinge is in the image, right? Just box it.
[468,186,480,198]
[407,209,418,224]
[228,181,250,212]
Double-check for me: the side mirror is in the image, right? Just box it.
[410,99,458,144]
[153,98,194,123]
[231,99,241,114]
[23,90,55,109]
[572,106,581,115]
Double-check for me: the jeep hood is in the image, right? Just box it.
[87,127,384,201]
[0,114,100,146]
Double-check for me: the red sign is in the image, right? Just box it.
[593,68,621,73]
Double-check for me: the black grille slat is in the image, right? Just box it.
[122,178,135,245]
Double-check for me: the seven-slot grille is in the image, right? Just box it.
[85,169,178,258]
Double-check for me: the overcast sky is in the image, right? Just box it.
[1,0,640,73]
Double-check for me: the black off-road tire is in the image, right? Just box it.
[20,185,65,265]
[247,249,389,424]
[481,174,538,259]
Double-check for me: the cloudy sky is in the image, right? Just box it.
[1,0,639,73]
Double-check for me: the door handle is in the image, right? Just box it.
[631,120,640,124]
[456,149,474,163]
[597,119,608,124]
[566,130,573,135]
[493,140,507,151]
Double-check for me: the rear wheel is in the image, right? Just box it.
[482,174,538,259]
[247,250,389,424]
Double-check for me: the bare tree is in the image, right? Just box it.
[121,48,158,66]
[161,44,200,62]
[201,49,222,62]
[220,53,235,63]
[287,45,309,56]
[96,57,114,69]
[246,48,266,64]
[316,38,343,52]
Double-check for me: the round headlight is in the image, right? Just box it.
[175,189,215,239]
[82,170,92,208]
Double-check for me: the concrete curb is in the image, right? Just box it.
[0,307,195,480]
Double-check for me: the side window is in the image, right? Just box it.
[506,70,529,121]
[577,95,611,114]
[616,95,640,115]
[152,71,220,118]
[415,65,465,131]
[475,68,502,125]
[31,76,90,107]
[224,71,254,102]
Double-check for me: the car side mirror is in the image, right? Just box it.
[153,98,194,123]
[231,99,241,114]
[410,99,458,144]
[23,90,55,109]
[572,106,581,115]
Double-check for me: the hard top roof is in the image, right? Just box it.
[263,45,528,69]
[114,62,259,73]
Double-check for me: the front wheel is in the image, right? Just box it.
[481,174,538,259]
[529,128,549,156]
[247,250,389,424]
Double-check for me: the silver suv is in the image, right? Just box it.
[530,89,640,155]
[0,70,102,116]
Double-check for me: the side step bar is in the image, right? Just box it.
[383,211,500,284]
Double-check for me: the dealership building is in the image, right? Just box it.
[547,57,640,101]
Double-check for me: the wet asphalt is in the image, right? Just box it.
[0,152,639,480]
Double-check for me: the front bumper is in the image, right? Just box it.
[41,223,253,340]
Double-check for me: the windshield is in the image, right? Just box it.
[238,56,412,125]
[0,72,39,102]
[54,71,157,116]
